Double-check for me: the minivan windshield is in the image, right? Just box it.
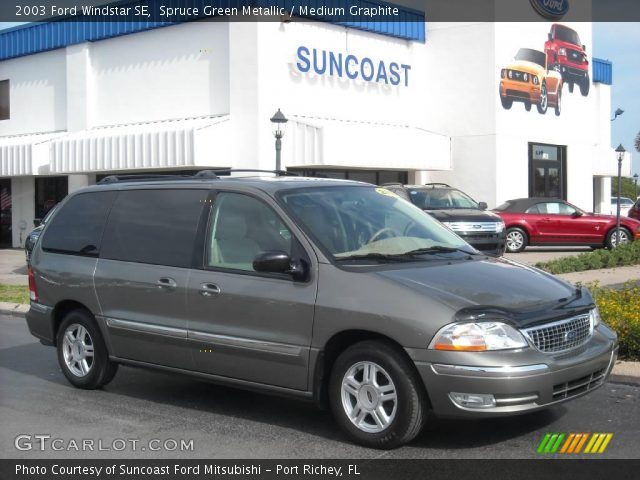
[407,188,479,210]
[281,186,473,261]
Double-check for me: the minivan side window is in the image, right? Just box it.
[101,189,207,268]
[207,192,292,272]
[41,191,117,256]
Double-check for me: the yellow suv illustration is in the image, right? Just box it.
[499,48,563,116]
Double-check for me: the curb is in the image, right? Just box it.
[0,302,29,317]
[1,301,638,386]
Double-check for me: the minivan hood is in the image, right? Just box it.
[425,209,502,223]
[375,257,591,327]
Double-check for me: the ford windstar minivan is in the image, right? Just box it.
[26,171,618,449]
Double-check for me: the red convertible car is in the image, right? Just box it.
[494,198,640,253]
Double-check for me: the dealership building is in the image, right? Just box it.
[0,2,632,248]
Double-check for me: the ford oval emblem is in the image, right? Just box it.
[530,0,569,19]
[564,330,577,342]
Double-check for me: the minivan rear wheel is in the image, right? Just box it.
[329,340,426,449]
[56,310,118,389]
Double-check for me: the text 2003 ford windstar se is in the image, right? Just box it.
[26,173,618,449]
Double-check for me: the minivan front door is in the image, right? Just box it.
[95,188,209,371]
[186,191,317,391]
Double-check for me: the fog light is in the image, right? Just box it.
[449,392,496,409]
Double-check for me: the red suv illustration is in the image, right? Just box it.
[544,24,590,96]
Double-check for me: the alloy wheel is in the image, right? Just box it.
[341,361,397,434]
[610,229,630,247]
[61,323,95,377]
[506,231,524,252]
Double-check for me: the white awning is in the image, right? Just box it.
[283,117,451,172]
[49,115,230,174]
[0,132,64,177]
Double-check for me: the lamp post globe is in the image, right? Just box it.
[270,109,288,173]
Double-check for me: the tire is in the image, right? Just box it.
[329,340,426,449]
[579,76,590,96]
[505,227,528,253]
[56,309,118,389]
[524,102,532,112]
[605,227,632,249]
[568,82,574,93]
[554,87,562,116]
[536,82,548,114]
[500,95,512,110]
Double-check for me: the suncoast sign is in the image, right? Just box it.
[294,46,411,87]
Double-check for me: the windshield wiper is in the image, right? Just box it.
[335,253,415,263]
[401,246,477,256]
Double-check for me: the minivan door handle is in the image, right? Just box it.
[199,283,221,297]
[156,277,177,290]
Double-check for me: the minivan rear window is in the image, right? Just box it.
[100,189,207,268]
[41,191,117,256]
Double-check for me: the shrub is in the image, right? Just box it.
[535,241,640,274]
[587,282,640,360]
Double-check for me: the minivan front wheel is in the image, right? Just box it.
[329,340,426,449]
[56,310,118,389]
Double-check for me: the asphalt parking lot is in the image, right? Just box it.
[1,314,638,459]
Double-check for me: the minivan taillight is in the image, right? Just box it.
[28,266,38,302]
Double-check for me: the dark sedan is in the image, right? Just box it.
[494,198,640,253]
[25,206,57,263]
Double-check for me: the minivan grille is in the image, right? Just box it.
[523,314,592,353]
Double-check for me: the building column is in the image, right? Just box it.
[10,177,35,248]
[593,176,611,214]
[66,43,93,132]
[68,174,90,193]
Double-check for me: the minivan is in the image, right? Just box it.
[26,172,618,449]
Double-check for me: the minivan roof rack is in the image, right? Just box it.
[98,174,204,184]
[380,182,405,187]
[424,183,451,188]
[97,169,298,184]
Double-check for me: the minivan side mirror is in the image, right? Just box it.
[548,32,552,41]
[478,202,488,211]
[253,251,306,280]
[571,211,583,218]
[33,218,42,227]
[582,44,587,51]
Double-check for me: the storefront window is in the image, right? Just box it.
[35,177,68,220]
[289,169,408,185]
[529,143,566,199]
[0,179,11,248]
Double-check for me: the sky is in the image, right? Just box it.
[1,20,638,177]
[593,22,640,177]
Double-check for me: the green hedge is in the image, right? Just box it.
[535,241,640,274]
[589,282,640,360]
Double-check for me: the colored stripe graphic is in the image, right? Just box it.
[538,433,613,454]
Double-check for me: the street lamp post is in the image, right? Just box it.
[270,108,288,173]
[634,173,639,199]
[614,144,626,247]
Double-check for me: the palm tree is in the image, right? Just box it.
[636,130,640,153]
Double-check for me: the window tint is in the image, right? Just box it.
[207,193,292,272]
[101,189,207,268]
[42,191,117,256]
[525,205,540,214]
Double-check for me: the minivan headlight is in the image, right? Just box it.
[590,307,601,327]
[429,322,528,351]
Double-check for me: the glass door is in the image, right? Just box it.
[529,143,566,199]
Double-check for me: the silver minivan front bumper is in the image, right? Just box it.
[410,324,618,417]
